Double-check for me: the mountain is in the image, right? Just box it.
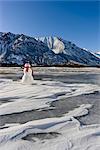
[0,32,66,66]
[36,37,100,66]
[0,32,100,66]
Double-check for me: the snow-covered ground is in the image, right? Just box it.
[0,67,100,150]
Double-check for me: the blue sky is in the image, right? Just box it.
[0,0,100,52]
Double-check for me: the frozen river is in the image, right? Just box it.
[0,67,100,150]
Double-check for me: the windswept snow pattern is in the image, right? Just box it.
[0,79,99,115]
[0,78,100,150]
[0,104,100,150]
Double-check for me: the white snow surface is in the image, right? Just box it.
[0,79,99,115]
[0,105,100,150]
[0,79,100,150]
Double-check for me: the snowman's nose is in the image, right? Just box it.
[24,67,29,72]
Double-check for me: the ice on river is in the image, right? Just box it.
[0,78,99,115]
[0,105,100,150]
[0,78,100,150]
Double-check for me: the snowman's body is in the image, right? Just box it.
[21,64,34,84]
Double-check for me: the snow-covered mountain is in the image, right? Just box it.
[0,32,100,66]
[36,37,100,66]
[0,32,66,66]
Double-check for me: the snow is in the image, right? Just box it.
[0,105,100,150]
[0,79,99,116]
[36,37,65,54]
[95,52,100,58]
[0,71,100,150]
[96,51,100,55]
[36,36,100,66]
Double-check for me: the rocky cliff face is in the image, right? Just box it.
[0,32,100,66]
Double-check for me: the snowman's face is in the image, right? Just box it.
[24,63,31,72]
[24,66,29,72]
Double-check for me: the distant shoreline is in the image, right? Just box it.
[0,64,100,68]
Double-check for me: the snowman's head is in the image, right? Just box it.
[24,63,31,72]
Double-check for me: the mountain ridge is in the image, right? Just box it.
[0,32,100,67]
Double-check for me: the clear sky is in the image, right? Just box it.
[0,0,100,52]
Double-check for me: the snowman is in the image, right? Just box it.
[21,63,34,84]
